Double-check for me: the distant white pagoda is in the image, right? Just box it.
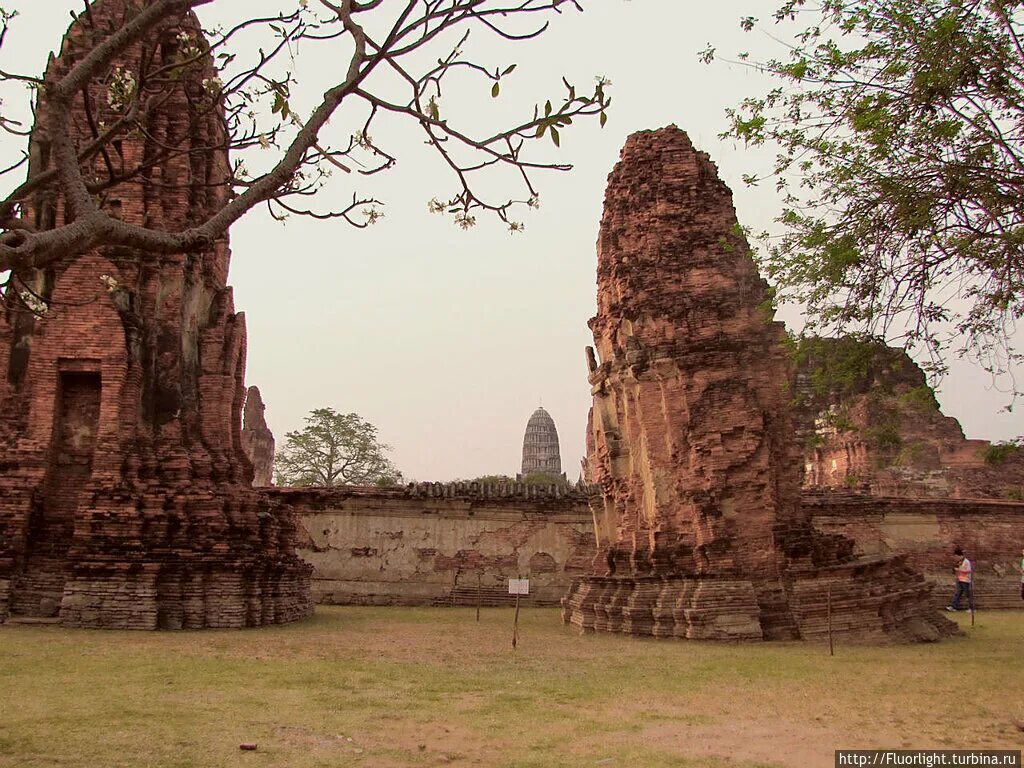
[520,406,563,477]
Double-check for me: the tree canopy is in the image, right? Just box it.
[0,0,609,287]
[463,472,570,486]
[707,0,1024,396]
[274,407,402,487]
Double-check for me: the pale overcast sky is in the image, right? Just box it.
[1,2,1019,481]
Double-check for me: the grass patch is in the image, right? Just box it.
[1,607,1022,767]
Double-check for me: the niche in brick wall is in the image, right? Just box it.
[9,369,101,617]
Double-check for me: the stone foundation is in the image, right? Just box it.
[562,556,949,643]
[55,567,312,629]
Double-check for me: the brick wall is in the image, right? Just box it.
[807,492,1024,609]
[271,483,1024,613]
[268,483,595,606]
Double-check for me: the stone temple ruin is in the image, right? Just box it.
[562,127,956,642]
[520,406,563,477]
[241,386,275,487]
[792,338,1024,499]
[0,0,312,628]
[0,3,1015,638]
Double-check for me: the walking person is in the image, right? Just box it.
[946,547,974,612]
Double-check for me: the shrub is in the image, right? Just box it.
[983,440,1022,466]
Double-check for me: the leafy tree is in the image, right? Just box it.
[707,0,1024,395]
[982,438,1022,466]
[520,470,569,487]
[0,0,610,288]
[460,472,570,486]
[274,408,402,487]
[464,474,515,484]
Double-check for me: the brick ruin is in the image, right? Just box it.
[809,493,1024,610]
[269,484,1022,611]
[562,127,957,642]
[241,386,275,487]
[0,0,312,628]
[793,338,1024,499]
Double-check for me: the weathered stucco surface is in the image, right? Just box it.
[265,482,1024,612]
[808,493,1024,609]
[269,484,594,606]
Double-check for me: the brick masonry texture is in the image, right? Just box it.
[0,0,311,628]
[272,482,595,606]
[807,493,1024,610]
[265,483,1023,613]
[793,338,1024,498]
[241,386,275,487]
[561,127,957,642]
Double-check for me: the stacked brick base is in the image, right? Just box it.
[1,476,313,629]
[58,568,311,630]
[562,555,954,643]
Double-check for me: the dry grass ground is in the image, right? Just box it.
[1,607,1021,768]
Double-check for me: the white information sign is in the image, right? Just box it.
[508,578,530,596]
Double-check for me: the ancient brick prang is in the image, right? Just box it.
[0,0,312,628]
[521,406,563,477]
[562,127,954,642]
[794,337,1024,498]
[241,386,275,486]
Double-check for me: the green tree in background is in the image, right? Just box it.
[462,472,572,487]
[707,0,1024,397]
[275,408,402,487]
[465,475,516,484]
[520,471,571,487]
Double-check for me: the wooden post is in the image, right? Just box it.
[512,591,521,649]
[827,584,834,657]
[476,572,482,623]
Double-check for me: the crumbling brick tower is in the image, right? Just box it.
[562,127,954,642]
[0,0,312,627]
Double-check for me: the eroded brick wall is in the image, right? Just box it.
[793,338,1024,499]
[808,493,1024,609]
[269,483,595,606]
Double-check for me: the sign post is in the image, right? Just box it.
[508,577,530,649]
[827,584,834,657]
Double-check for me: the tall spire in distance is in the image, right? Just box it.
[520,406,562,477]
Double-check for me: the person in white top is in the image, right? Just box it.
[946,547,974,612]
